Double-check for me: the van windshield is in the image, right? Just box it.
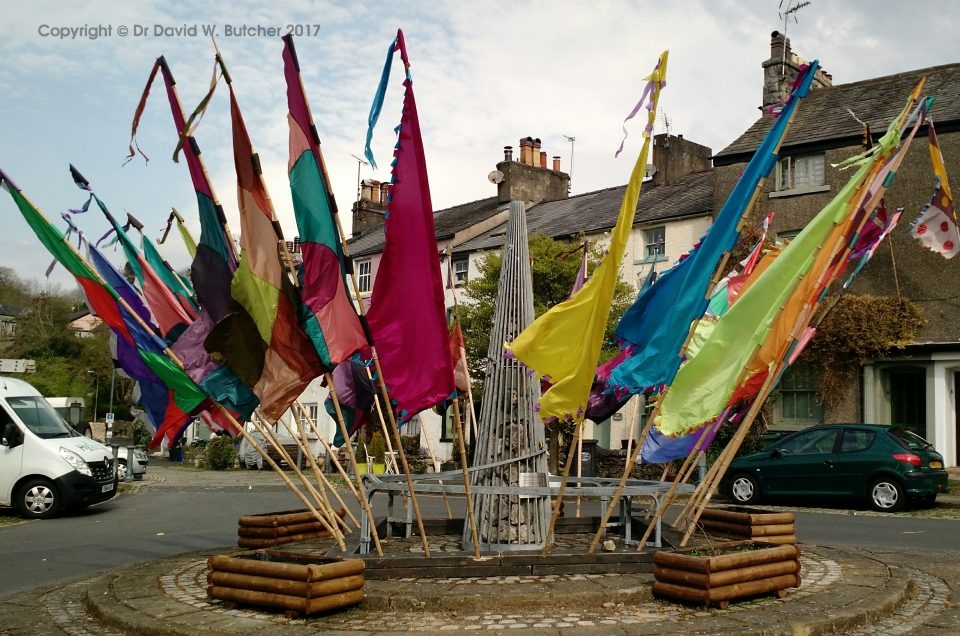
[7,396,75,439]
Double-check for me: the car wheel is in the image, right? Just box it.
[16,478,61,519]
[729,473,760,504]
[869,477,905,512]
[117,460,128,481]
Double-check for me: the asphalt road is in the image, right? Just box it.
[1,473,957,601]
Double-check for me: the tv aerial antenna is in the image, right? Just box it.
[350,154,368,206]
[562,134,575,189]
[778,0,811,78]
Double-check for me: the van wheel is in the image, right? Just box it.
[17,478,61,519]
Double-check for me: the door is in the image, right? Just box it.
[0,405,24,506]
[888,366,926,435]
[761,428,841,496]
[827,427,878,496]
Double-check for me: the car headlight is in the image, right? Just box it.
[60,447,93,477]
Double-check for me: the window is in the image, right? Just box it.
[357,259,372,293]
[776,154,826,193]
[840,429,875,453]
[779,363,823,422]
[452,258,469,286]
[779,428,838,455]
[644,226,665,260]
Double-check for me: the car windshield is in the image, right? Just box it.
[7,396,76,439]
[888,428,934,451]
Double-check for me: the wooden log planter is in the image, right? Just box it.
[653,540,801,607]
[237,508,346,548]
[697,506,796,545]
[207,550,364,616]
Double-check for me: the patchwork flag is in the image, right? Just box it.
[204,77,324,422]
[283,35,367,369]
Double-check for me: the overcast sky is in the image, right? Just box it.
[1,0,957,293]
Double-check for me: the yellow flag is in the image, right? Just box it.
[506,51,668,423]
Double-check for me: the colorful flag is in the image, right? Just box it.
[363,29,455,422]
[608,61,820,397]
[283,35,367,369]
[204,78,324,422]
[128,57,258,420]
[0,171,206,446]
[658,89,927,436]
[506,51,669,423]
[911,183,959,258]
[326,358,375,446]
[158,209,198,260]
[449,321,471,393]
[131,56,238,322]
[69,167,196,339]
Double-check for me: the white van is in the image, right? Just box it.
[0,376,118,518]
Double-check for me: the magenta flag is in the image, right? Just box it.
[364,29,454,422]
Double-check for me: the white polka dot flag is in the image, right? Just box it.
[910,119,959,259]
[911,183,960,259]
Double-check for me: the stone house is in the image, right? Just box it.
[714,32,960,465]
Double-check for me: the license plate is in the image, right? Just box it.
[929,460,943,469]
[102,483,115,493]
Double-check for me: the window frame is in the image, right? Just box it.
[772,153,830,197]
[778,362,824,423]
[357,259,372,293]
[452,257,469,287]
[643,226,666,262]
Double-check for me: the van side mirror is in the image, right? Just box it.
[2,422,24,448]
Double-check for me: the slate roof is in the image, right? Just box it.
[347,170,714,258]
[715,63,960,163]
[348,195,502,257]
[0,304,28,318]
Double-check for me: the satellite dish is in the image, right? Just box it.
[487,170,504,184]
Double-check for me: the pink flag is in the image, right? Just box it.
[364,30,455,421]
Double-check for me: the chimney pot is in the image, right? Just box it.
[504,145,513,161]
[539,151,547,169]
[552,156,561,171]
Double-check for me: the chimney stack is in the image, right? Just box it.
[495,135,570,203]
[761,30,832,113]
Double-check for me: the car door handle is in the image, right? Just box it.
[823,460,834,468]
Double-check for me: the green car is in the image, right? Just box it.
[723,424,949,512]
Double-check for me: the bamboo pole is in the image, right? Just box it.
[417,413,453,519]
[285,412,359,529]
[320,377,385,556]
[453,399,481,559]
[248,415,345,543]
[541,418,583,555]
[365,366,398,473]
[294,401,361,502]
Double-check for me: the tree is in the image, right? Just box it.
[459,234,635,390]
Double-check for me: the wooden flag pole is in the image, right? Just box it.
[320,377,385,556]
[541,418,584,555]
[294,401,361,501]
[284,412,359,529]
[453,399,482,559]
[250,414,347,542]
[417,414,453,519]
